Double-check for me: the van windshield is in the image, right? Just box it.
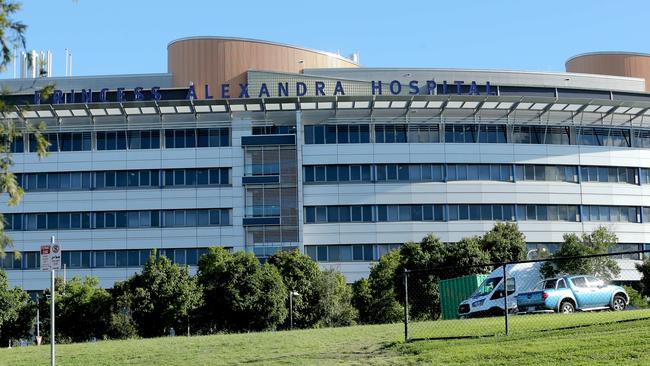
[475,277,502,297]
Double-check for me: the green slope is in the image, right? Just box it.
[1,310,649,365]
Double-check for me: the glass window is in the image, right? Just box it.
[387,205,399,221]
[326,125,337,144]
[116,251,127,267]
[128,250,139,266]
[377,206,388,222]
[314,125,325,144]
[571,277,588,288]
[399,205,411,221]
[362,206,373,222]
[447,206,458,221]
[338,166,349,181]
[360,125,370,143]
[326,166,337,182]
[304,126,314,144]
[219,128,230,147]
[327,206,339,222]
[317,246,328,261]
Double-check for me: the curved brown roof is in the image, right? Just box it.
[566,52,650,91]
[167,36,360,98]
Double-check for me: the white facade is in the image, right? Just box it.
[2,68,650,290]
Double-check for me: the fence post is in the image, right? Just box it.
[403,268,409,342]
[503,263,509,336]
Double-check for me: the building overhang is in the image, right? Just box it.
[6,94,650,128]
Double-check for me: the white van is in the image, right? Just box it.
[457,262,542,318]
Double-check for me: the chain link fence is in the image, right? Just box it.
[403,250,650,341]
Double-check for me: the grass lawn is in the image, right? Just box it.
[1,309,649,365]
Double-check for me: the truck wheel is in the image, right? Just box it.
[487,307,504,317]
[559,300,575,314]
[611,295,626,311]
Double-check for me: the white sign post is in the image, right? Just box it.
[41,236,59,366]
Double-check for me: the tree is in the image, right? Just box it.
[0,1,49,256]
[480,222,527,263]
[119,254,202,338]
[315,270,357,327]
[636,259,650,299]
[395,235,447,320]
[267,249,323,328]
[108,281,138,340]
[443,236,491,278]
[196,247,286,333]
[59,277,112,342]
[38,276,112,343]
[360,249,403,324]
[0,1,27,67]
[0,270,34,344]
[540,227,620,280]
[351,278,372,324]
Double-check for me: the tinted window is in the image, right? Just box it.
[544,279,557,289]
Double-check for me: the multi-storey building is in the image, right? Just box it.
[2,38,650,290]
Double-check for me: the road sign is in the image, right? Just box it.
[50,243,61,270]
[40,245,51,271]
[40,243,62,271]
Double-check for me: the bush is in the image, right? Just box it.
[0,270,35,345]
[480,222,527,263]
[120,254,202,338]
[351,279,372,324]
[57,277,112,342]
[636,259,650,298]
[267,249,323,329]
[358,249,403,324]
[623,285,648,308]
[196,247,287,333]
[541,227,620,280]
[316,270,357,327]
[108,282,138,340]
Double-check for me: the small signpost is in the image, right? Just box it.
[40,236,59,366]
[40,241,61,272]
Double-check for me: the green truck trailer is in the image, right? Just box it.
[439,273,488,320]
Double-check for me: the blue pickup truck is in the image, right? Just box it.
[516,275,629,313]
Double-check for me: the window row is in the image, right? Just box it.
[3,209,231,231]
[304,124,371,144]
[581,166,637,184]
[164,128,230,148]
[582,206,639,223]
[304,164,643,185]
[304,204,647,223]
[0,247,212,270]
[18,128,231,153]
[252,126,297,135]
[303,124,650,148]
[448,204,515,221]
[527,243,647,260]
[16,168,230,191]
[518,205,581,222]
[305,242,647,264]
[305,244,401,262]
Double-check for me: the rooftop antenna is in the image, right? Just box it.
[47,51,52,77]
[69,51,72,76]
[19,51,26,78]
[30,50,37,78]
[12,46,16,78]
[65,48,68,77]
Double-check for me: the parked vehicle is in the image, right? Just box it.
[516,275,629,313]
[457,262,542,318]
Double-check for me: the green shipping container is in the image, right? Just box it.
[439,273,489,320]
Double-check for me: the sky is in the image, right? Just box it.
[2,0,650,78]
